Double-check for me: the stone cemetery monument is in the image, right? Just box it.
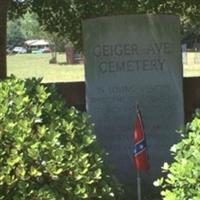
[83,15,184,193]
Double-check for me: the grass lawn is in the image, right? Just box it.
[183,53,200,77]
[184,65,200,77]
[7,53,84,83]
[7,53,200,83]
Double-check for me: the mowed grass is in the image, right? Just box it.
[184,64,200,77]
[7,53,84,83]
[7,52,200,83]
[183,52,200,77]
[184,67,200,77]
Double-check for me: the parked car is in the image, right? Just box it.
[40,47,51,53]
[12,47,27,54]
[32,47,51,54]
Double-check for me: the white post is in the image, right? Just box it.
[137,171,142,200]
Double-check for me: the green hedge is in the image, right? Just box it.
[154,110,200,200]
[0,76,121,200]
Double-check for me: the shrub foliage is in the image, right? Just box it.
[0,77,117,199]
[154,110,200,200]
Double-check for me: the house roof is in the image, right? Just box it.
[25,39,49,46]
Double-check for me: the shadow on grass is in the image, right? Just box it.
[57,62,82,66]
[57,62,68,65]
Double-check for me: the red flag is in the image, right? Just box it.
[133,105,150,172]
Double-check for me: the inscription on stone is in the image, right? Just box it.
[94,42,171,74]
[83,15,184,189]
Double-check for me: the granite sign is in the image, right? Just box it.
[83,15,184,190]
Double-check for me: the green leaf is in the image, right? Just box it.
[7,156,20,166]
[94,169,102,179]
[153,178,164,187]
[53,168,63,175]
[30,167,42,177]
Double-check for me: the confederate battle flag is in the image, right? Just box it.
[133,105,150,172]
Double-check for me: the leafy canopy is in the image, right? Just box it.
[8,0,200,50]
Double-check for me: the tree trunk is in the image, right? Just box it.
[0,0,9,79]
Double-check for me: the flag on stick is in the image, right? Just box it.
[133,105,150,172]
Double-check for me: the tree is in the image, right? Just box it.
[0,0,32,79]
[0,0,10,79]
[33,0,200,50]
[0,0,200,79]
[7,20,25,48]
[7,11,55,49]
[20,12,46,40]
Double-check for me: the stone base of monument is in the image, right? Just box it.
[125,180,160,199]
[104,154,161,199]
